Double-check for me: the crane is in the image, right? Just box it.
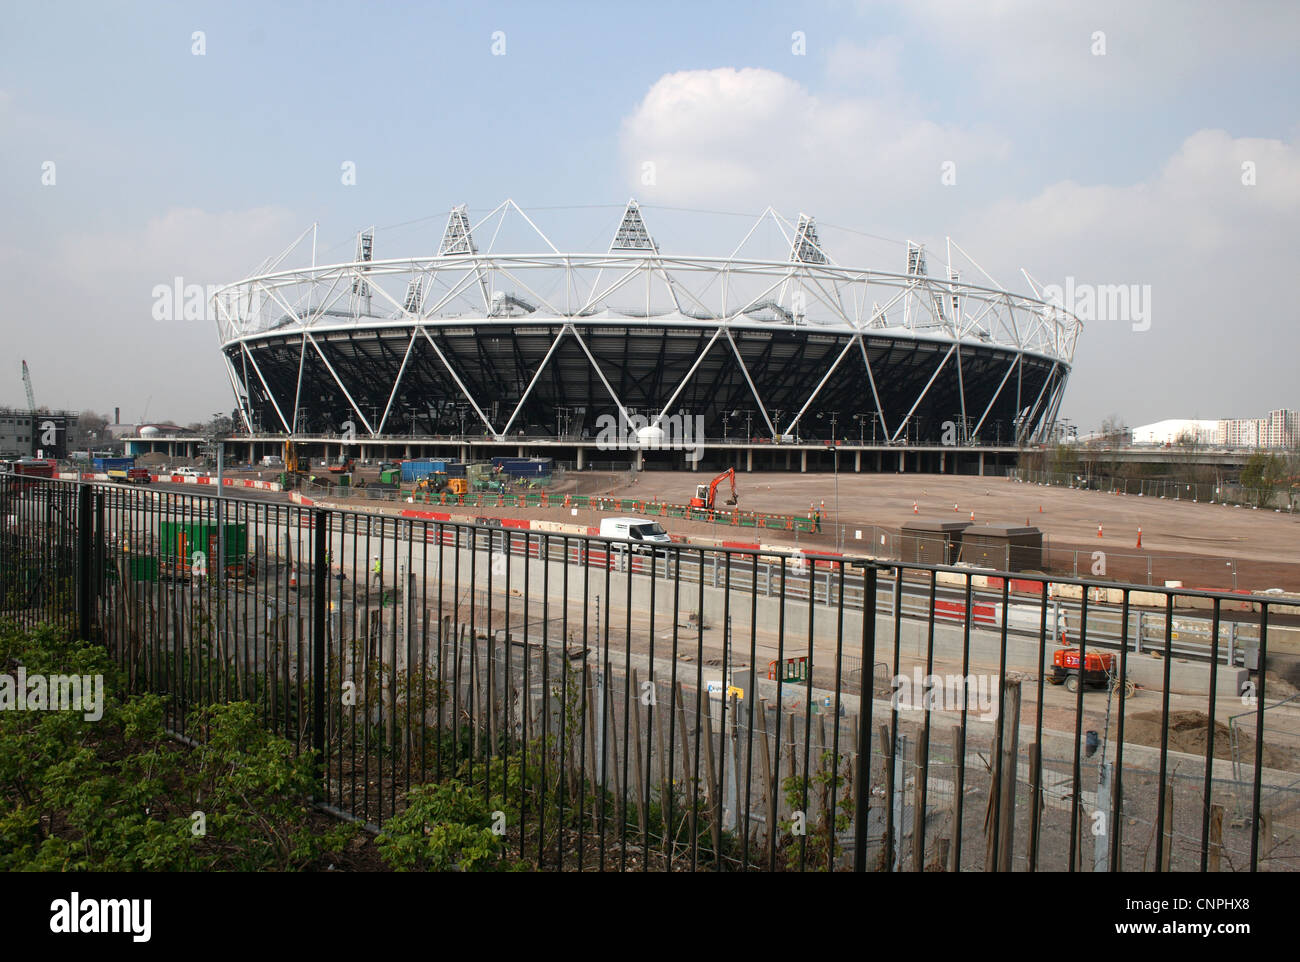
[690,467,739,510]
[21,360,36,417]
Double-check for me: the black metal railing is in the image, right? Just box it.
[1,473,1293,871]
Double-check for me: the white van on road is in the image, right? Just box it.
[598,517,672,544]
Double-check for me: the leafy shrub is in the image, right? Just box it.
[0,621,352,871]
[376,780,509,871]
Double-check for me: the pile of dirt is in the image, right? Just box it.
[1125,709,1296,772]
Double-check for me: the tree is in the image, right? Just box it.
[68,410,110,448]
[1175,428,1205,452]
[1049,442,1080,479]
[1241,451,1285,509]
[1096,414,1129,480]
[1099,414,1130,446]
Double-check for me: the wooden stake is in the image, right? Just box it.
[629,667,648,836]
[584,672,599,807]
[674,681,693,849]
[932,837,950,872]
[984,678,1021,872]
[1259,809,1273,872]
[1208,804,1224,871]
[756,698,775,862]
[701,690,723,857]
[1026,742,1041,871]
[1161,778,1174,872]
[997,682,1021,872]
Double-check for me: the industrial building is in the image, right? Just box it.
[0,409,75,460]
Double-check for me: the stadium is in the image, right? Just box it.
[211,201,1082,472]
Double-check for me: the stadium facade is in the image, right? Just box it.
[211,201,1081,471]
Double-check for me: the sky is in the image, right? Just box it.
[1,0,1296,432]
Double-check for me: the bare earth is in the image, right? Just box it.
[220,462,1300,593]
[441,470,1300,592]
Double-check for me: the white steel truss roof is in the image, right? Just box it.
[213,201,1081,444]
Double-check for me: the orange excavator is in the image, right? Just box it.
[690,467,739,509]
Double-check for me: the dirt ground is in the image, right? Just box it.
[216,460,1300,592]
[1124,709,1295,772]
[381,469,1300,592]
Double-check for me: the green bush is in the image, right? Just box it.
[0,622,352,871]
[376,780,510,871]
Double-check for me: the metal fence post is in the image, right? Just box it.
[853,564,878,872]
[312,506,329,795]
[76,482,92,641]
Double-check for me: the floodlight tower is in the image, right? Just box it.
[352,228,374,314]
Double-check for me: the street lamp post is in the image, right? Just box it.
[832,445,840,549]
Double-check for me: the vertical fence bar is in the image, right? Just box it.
[853,564,878,872]
[77,482,92,641]
[1153,593,1175,871]
[312,506,328,795]
[1249,604,1269,872]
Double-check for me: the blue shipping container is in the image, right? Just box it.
[93,457,135,472]
[502,458,552,478]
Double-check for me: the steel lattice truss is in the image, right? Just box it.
[213,201,1082,445]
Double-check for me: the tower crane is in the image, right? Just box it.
[21,360,36,417]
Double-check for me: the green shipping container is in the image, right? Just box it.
[129,556,159,582]
[158,521,248,562]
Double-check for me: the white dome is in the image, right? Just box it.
[139,426,160,438]
[634,424,666,448]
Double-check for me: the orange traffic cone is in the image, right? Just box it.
[954,503,959,513]
[1097,523,1104,538]
[1038,505,1043,513]
[969,510,975,521]
[1136,527,1142,548]
[913,501,919,514]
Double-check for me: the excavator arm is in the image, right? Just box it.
[701,468,738,509]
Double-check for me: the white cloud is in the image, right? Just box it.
[825,36,905,94]
[957,130,1299,425]
[619,66,1007,227]
[869,0,1300,103]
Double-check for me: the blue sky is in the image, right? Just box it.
[2,0,1297,429]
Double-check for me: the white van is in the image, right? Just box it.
[261,455,283,467]
[598,517,672,544]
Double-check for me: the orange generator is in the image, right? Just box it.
[1048,647,1115,692]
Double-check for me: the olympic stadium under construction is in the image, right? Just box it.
[205,201,1083,472]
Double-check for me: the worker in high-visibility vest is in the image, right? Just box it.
[372,555,382,585]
